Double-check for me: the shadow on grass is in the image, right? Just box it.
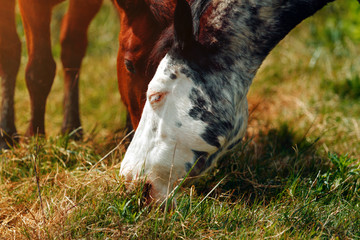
[187,122,360,238]
[191,123,331,202]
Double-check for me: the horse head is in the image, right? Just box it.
[120,0,340,201]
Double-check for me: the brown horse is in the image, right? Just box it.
[0,0,103,148]
[114,0,177,129]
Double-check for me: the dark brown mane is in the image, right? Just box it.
[147,26,175,76]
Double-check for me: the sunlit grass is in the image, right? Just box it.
[250,2,360,158]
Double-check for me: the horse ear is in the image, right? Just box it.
[174,0,194,51]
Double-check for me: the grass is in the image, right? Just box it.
[1,0,360,239]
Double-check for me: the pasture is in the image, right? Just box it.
[1,0,359,238]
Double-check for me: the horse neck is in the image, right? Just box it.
[200,0,335,88]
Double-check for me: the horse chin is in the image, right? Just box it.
[120,161,184,203]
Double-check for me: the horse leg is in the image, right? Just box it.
[60,0,103,139]
[0,0,21,149]
[18,0,60,136]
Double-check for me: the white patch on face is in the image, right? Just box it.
[120,55,217,200]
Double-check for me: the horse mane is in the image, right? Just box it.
[146,26,174,76]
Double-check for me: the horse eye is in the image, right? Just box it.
[124,59,135,74]
[149,92,167,106]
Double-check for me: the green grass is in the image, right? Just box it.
[1,0,360,239]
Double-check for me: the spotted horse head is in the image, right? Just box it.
[120,0,340,201]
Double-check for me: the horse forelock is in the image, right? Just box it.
[147,26,175,76]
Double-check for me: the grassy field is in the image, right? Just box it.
[1,1,360,239]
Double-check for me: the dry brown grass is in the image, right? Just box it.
[0,155,123,239]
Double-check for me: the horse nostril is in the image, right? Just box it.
[124,59,135,74]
